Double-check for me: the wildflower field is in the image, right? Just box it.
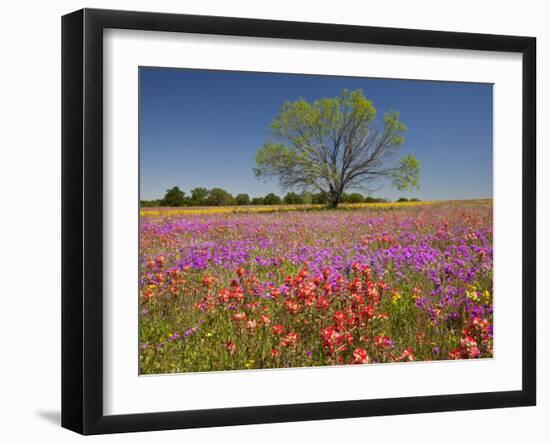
[139,200,493,374]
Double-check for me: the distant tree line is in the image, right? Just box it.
[396,197,421,203]
[140,186,420,208]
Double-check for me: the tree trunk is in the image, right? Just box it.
[328,191,340,208]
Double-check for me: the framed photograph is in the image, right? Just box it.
[61,8,536,435]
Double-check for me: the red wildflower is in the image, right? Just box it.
[359,304,375,320]
[281,332,299,347]
[232,312,247,322]
[348,277,362,293]
[467,345,481,358]
[333,311,346,328]
[316,296,329,310]
[202,275,216,288]
[352,348,369,364]
[335,344,347,353]
[229,286,244,303]
[373,335,393,350]
[225,341,236,354]
[154,255,166,267]
[217,288,230,304]
[246,319,258,333]
[395,347,415,362]
[284,300,301,315]
[472,317,490,331]
[460,335,477,349]
[351,293,365,307]
[448,349,462,360]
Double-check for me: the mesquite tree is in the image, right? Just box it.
[253,89,419,207]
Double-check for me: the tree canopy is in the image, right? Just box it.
[263,193,282,205]
[254,89,420,207]
[205,188,235,206]
[190,187,209,206]
[159,186,186,207]
[236,193,251,205]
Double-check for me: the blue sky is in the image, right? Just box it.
[139,67,493,201]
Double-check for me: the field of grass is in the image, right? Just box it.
[139,199,493,374]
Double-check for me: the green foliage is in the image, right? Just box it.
[263,193,282,205]
[390,155,420,191]
[140,199,161,207]
[397,197,409,202]
[347,193,365,204]
[236,193,251,205]
[206,188,236,206]
[312,191,329,205]
[253,89,419,207]
[254,143,301,182]
[283,192,303,205]
[339,192,375,204]
[364,196,387,203]
[160,186,187,207]
[251,197,265,205]
[300,191,313,205]
[383,111,407,145]
[190,187,209,206]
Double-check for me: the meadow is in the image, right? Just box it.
[139,200,493,374]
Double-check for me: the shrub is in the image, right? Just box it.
[348,193,364,204]
[140,199,161,207]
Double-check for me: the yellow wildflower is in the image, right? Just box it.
[391,292,402,305]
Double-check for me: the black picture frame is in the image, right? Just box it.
[62,8,536,435]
